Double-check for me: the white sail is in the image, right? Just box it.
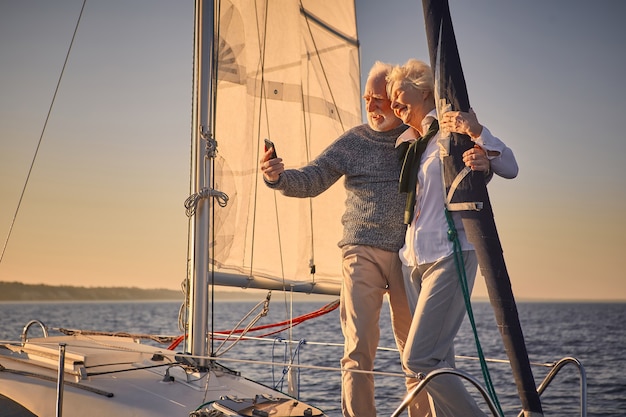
[0,1,360,416]
[210,0,362,295]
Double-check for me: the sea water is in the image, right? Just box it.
[0,299,624,416]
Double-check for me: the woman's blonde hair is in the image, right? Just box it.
[386,59,434,99]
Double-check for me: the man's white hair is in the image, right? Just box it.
[368,61,393,80]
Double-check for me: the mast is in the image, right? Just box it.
[187,0,216,365]
[421,0,543,415]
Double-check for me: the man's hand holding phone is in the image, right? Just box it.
[264,138,277,159]
[261,138,283,183]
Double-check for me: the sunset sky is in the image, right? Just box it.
[1,0,625,301]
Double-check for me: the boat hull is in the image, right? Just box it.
[0,335,324,417]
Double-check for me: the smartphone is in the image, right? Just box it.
[264,138,277,159]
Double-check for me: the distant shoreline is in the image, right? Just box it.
[0,281,181,302]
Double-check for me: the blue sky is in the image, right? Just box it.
[1,0,625,300]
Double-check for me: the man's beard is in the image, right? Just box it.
[368,113,399,132]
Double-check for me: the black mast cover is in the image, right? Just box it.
[421,0,543,414]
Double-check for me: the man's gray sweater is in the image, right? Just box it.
[266,123,408,252]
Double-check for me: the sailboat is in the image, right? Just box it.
[0,0,359,415]
[0,0,590,416]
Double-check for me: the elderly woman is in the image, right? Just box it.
[386,59,518,417]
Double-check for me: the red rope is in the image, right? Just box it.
[167,299,339,350]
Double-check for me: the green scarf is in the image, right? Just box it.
[398,119,439,224]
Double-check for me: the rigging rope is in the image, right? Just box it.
[211,294,271,357]
[184,188,229,217]
[167,299,339,350]
[444,208,505,417]
[271,338,306,394]
[0,0,87,264]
